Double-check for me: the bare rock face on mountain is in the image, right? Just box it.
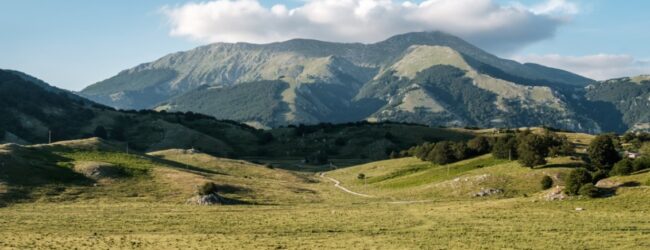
[80,31,640,133]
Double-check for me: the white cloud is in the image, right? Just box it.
[162,0,578,52]
[512,54,650,80]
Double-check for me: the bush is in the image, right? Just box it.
[578,183,599,198]
[541,176,554,190]
[357,173,366,180]
[565,168,592,195]
[591,170,609,184]
[611,159,634,176]
[633,157,650,172]
[197,182,218,195]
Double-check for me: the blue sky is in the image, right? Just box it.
[0,0,648,90]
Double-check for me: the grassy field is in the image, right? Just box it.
[1,138,650,249]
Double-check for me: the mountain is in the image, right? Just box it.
[80,31,611,132]
[586,75,650,132]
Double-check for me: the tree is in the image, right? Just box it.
[94,126,108,140]
[587,135,621,172]
[492,135,517,160]
[611,159,634,176]
[427,141,456,164]
[517,134,548,168]
[541,176,554,190]
[565,168,593,195]
[451,142,469,161]
[633,157,650,172]
[468,136,491,155]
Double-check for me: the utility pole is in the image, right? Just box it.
[48,130,52,144]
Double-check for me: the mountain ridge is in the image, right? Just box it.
[78,31,619,132]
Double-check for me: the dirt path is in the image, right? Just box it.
[319,173,375,198]
[319,173,438,204]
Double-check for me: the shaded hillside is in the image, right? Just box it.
[586,76,650,132]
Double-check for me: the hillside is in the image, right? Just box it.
[2,69,476,161]
[0,138,320,207]
[586,76,650,132]
[79,31,614,132]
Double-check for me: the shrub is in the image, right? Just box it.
[565,168,592,195]
[357,173,366,180]
[541,176,554,190]
[578,183,599,198]
[591,170,609,184]
[197,182,218,195]
[611,159,634,176]
[633,157,650,172]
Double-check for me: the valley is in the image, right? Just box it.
[1,129,650,248]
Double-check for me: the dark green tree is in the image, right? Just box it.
[517,134,549,168]
[492,135,518,160]
[565,168,593,195]
[451,142,469,161]
[94,125,108,140]
[611,159,634,176]
[587,135,621,172]
[468,136,491,155]
[427,141,456,164]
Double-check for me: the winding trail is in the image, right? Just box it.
[319,172,437,204]
[319,173,375,198]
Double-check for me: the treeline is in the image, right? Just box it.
[405,129,573,167]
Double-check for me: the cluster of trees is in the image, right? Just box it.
[408,136,492,165]
[408,129,573,167]
[565,134,650,197]
[491,130,574,167]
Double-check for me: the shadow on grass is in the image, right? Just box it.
[598,181,641,197]
[535,162,587,169]
[149,156,227,176]
[0,147,95,206]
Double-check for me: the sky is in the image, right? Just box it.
[0,0,648,91]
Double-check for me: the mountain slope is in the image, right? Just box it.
[586,76,650,131]
[79,31,601,131]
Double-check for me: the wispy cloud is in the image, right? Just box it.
[512,54,650,80]
[162,0,579,53]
